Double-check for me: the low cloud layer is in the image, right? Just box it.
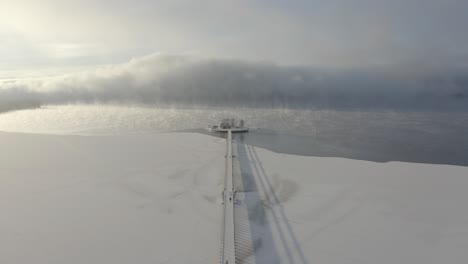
[1,54,467,113]
[2,1,468,69]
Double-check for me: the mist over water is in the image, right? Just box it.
[1,55,468,165]
[1,54,468,113]
[1,104,467,167]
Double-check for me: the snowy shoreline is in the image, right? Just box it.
[1,131,468,263]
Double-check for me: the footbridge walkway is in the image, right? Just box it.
[219,130,236,264]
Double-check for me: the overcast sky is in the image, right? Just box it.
[1,0,468,73]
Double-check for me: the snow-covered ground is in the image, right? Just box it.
[1,131,468,264]
[0,132,225,264]
[233,139,468,264]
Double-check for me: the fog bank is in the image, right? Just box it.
[1,54,467,112]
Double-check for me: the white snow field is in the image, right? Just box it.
[1,131,468,264]
[0,132,225,264]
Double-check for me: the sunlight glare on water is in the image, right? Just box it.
[0,104,322,135]
[1,104,468,166]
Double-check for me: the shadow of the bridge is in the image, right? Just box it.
[233,135,308,264]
